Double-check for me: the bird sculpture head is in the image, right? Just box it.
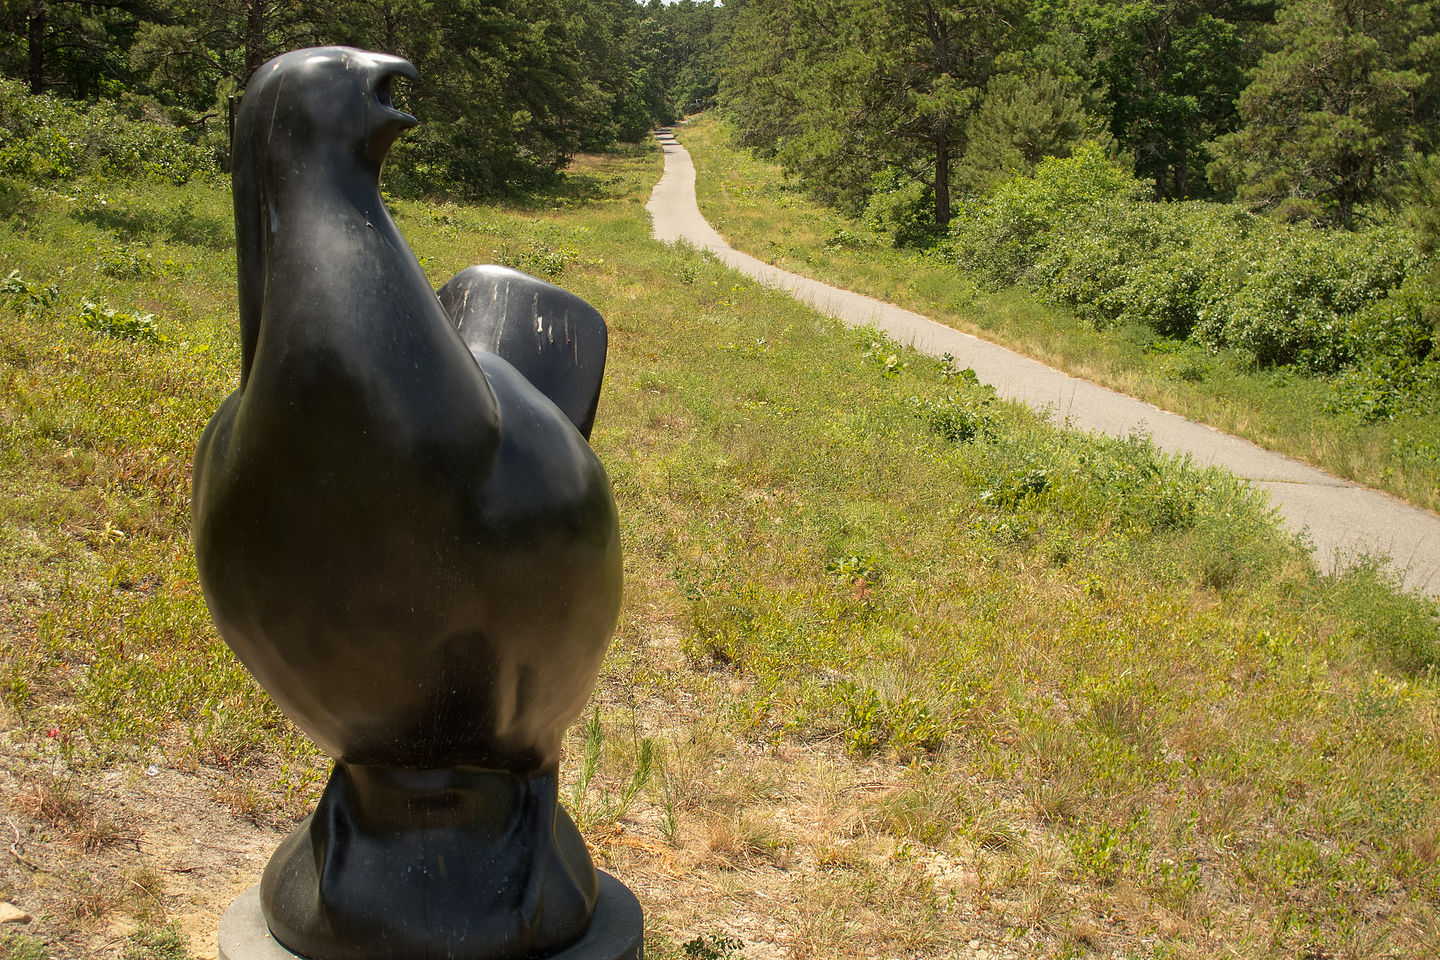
[231,47,420,385]
[235,46,418,174]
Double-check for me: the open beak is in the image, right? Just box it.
[375,59,420,130]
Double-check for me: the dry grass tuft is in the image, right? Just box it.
[10,777,135,851]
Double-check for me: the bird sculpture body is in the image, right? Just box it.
[192,47,626,960]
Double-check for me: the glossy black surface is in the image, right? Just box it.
[193,47,626,959]
[439,265,608,440]
[261,765,597,960]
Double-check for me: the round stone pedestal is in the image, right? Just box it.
[218,873,643,960]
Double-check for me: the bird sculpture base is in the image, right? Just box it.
[219,877,643,960]
[238,763,642,960]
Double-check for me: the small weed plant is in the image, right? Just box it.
[681,933,744,960]
[75,302,164,344]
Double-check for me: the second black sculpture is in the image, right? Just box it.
[193,47,639,960]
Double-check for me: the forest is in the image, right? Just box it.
[717,0,1440,443]
[0,0,729,195]
[721,0,1439,231]
[8,0,1436,230]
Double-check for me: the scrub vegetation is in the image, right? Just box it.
[2,81,1440,960]
[679,114,1440,515]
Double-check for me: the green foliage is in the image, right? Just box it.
[496,240,579,278]
[825,552,879,582]
[0,79,217,185]
[1327,354,1440,421]
[123,923,190,960]
[647,0,732,115]
[1405,153,1440,253]
[1066,819,1153,884]
[722,0,1030,226]
[682,933,745,960]
[1,1,722,201]
[567,706,657,832]
[862,170,938,248]
[1325,273,1440,419]
[1327,560,1440,673]
[75,302,164,345]
[1207,0,1440,227]
[951,143,1148,285]
[0,0,145,101]
[953,148,1436,387]
[3,269,58,314]
[0,934,50,960]
[1049,0,1255,199]
[955,66,1114,196]
[911,394,996,443]
[1211,226,1417,371]
[841,686,943,757]
[721,0,885,214]
[861,336,907,377]
[717,0,1436,223]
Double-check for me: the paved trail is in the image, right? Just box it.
[646,128,1440,598]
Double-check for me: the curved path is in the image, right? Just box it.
[647,128,1440,598]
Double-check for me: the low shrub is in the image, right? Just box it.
[1210,225,1418,373]
[0,79,218,187]
[952,149,1437,389]
[75,302,164,344]
[950,142,1148,286]
[863,170,939,248]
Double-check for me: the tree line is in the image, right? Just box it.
[0,0,730,195]
[8,0,1436,229]
[721,0,1440,232]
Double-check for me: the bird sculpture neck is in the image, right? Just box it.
[266,143,391,226]
[233,139,433,389]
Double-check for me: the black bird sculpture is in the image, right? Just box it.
[193,47,630,960]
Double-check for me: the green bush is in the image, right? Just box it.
[1343,271,1438,365]
[863,170,938,248]
[75,301,165,344]
[1326,355,1440,421]
[952,149,1436,387]
[1105,205,1263,341]
[910,394,995,443]
[0,79,217,186]
[1210,226,1418,372]
[951,142,1148,285]
[1034,201,1196,329]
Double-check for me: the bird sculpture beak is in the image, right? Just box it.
[375,59,420,130]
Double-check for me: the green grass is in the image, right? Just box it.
[677,113,1440,516]
[2,134,1440,959]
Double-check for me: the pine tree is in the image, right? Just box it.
[955,41,1116,195]
[1208,0,1438,227]
[723,0,1027,228]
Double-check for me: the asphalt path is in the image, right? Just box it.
[646,128,1440,598]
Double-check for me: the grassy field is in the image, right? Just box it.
[676,115,1440,517]
[2,138,1440,960]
